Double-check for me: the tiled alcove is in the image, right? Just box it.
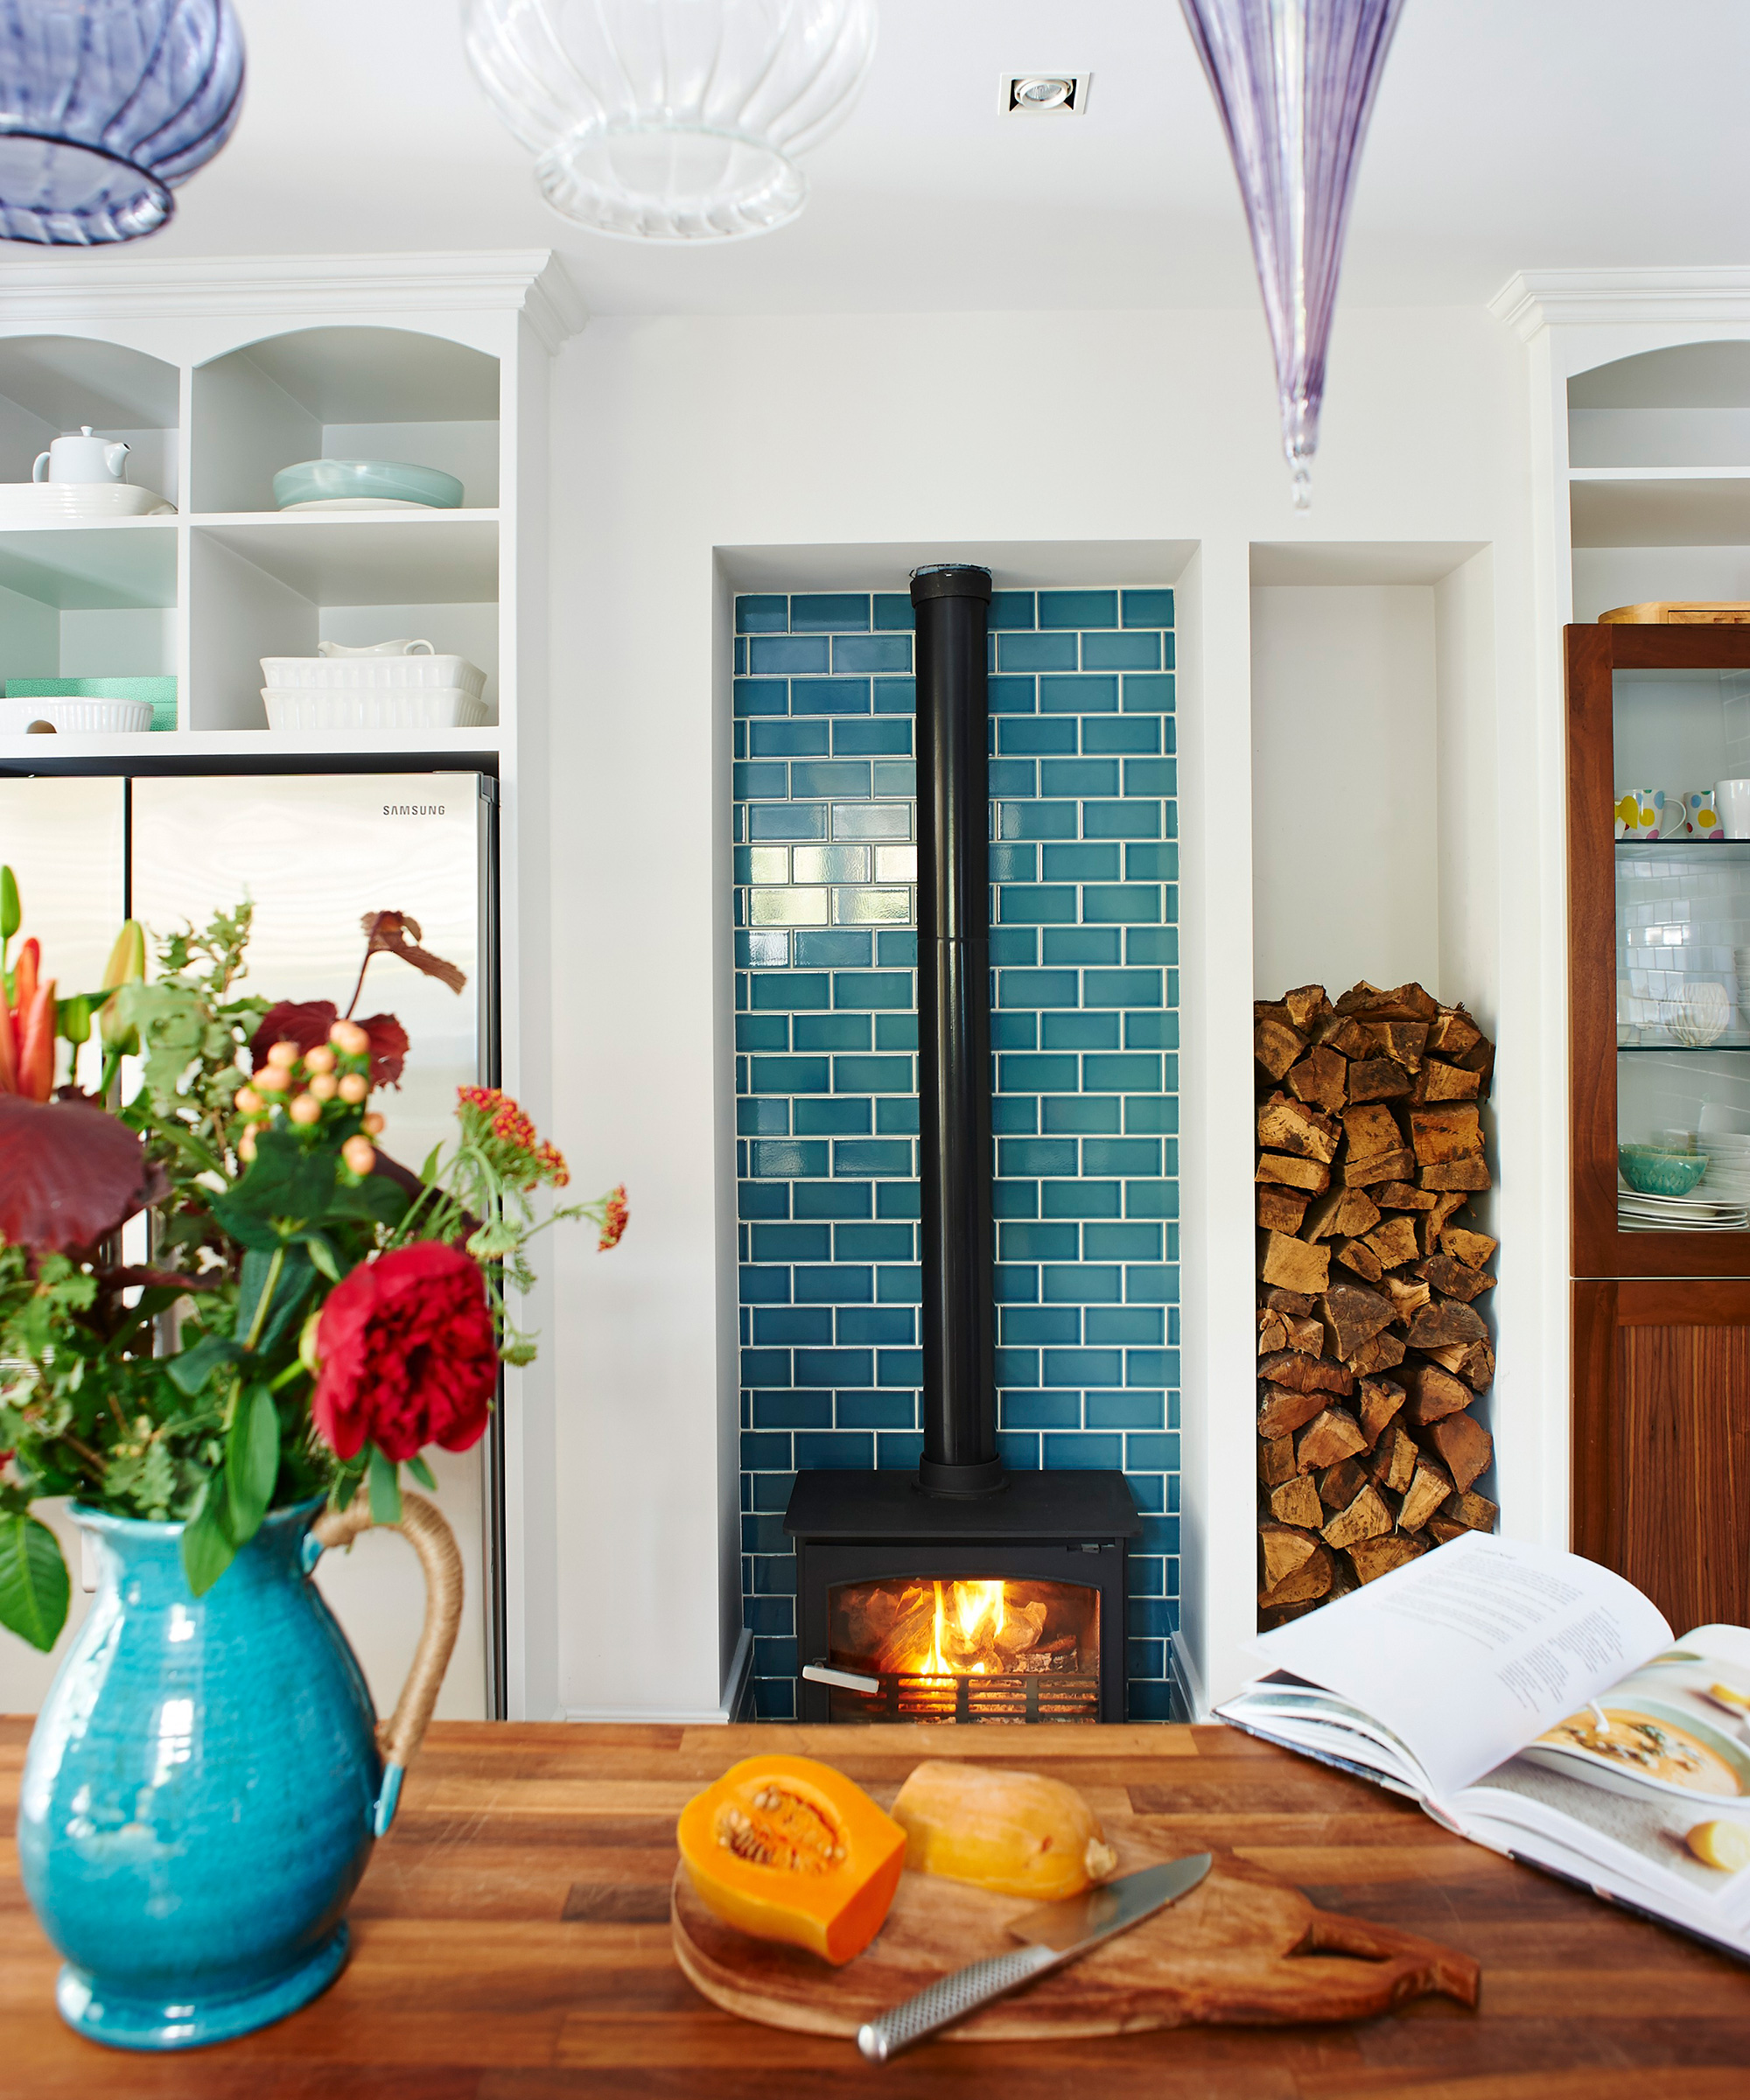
[732,584,1180,1718]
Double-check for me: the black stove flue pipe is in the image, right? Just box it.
[911,564,1004,1497]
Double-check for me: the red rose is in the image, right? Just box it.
[311,1242,498,1463]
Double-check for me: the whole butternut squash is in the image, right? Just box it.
[676,1754,906,1964]
[892,1760,1118,1900]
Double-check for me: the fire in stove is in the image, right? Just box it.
[826,1577,1101,1723]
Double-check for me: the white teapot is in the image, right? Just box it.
[33,427,130,485]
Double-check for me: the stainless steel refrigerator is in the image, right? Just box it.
[0,771,501,1723]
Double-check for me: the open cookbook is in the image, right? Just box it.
[1215,1532,1750,1960]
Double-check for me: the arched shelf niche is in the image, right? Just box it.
[1567,340,1750,617]
[0,334,180,500]
[190,326,501,515]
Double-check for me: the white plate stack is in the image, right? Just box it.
[260,647,491,734]
[1619,1166,1750,1231]
[0,483,174,523]
[1695,1129,1750,1214]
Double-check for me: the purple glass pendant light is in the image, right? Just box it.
[0,0,244,244]
[1178,0,1406,507]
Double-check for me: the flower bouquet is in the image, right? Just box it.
[0,875,624,1647]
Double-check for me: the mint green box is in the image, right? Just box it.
[5,677,177,732]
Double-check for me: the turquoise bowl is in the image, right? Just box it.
[271,458,464,509]
[1619,1144,1708,1196]
[17,1500,390,2050]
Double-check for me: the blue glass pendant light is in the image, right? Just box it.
[0,0,245,245]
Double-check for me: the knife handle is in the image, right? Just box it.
[857,1942,1059,2062]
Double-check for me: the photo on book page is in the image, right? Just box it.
[1464,1631,1750,1903]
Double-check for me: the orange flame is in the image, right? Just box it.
[920,1579,1009,1676]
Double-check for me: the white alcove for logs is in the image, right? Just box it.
[1246,542,1507,1611]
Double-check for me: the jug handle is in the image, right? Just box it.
[32,452,48,482]
[308,1488,464,1838]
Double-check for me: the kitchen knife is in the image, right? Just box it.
[855,1852,1214,2062]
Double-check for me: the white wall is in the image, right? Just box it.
[542,302,1540,1720]
[1250,584,1441,999]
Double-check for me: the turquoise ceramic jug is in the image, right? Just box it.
[17,1490,460,2050]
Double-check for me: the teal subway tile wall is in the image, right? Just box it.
[732,587,1180,1720]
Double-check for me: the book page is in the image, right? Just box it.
[1456,1624,1750,1917]
[1247,1534,1672,1800]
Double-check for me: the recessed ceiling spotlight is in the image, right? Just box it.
[1002,73,1089,116]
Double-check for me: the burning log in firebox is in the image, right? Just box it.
[1255,980,1499,1628]
[832,1578,1090,1678]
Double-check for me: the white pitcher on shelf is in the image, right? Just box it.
[32,427,130,484]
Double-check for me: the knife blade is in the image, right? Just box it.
[855,1853,1213,2063]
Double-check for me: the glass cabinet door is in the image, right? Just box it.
[1614,666,1750,1231]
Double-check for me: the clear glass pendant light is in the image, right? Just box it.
[462,0,878,242]
[1178,0,1406,507]
[0,0,244,245]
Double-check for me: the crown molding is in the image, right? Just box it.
[0,249,587,352]
[1490,267,1750,343]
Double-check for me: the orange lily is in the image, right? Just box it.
[18,977,54,1102]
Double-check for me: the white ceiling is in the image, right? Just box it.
[8,0,1749,316]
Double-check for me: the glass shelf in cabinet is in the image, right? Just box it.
[1618,1040,1750,1054]
[1615,839,1750,854]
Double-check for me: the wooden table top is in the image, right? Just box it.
[4,1717,1749,2097]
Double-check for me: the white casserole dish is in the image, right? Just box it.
[260,653,488,700]
[262,689,491,733]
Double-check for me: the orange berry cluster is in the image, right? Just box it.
[457,1084,569,1187]
[234,1018,384,1176]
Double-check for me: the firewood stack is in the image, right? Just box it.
[1255,980,1500,1628]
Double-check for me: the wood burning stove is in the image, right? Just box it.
[782,564,1142,1725]
[788,1470,1136,1723]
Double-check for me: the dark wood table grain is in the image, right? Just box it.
[4,1717,1749,2096]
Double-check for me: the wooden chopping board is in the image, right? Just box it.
[673,1810,1480,2041]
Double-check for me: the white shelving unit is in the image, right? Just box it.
[0,256,579,756]
[0,252,585,1726]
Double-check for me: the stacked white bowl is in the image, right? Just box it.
[260,640,491,733]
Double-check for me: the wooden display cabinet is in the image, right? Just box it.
[1567,622,1750,1628]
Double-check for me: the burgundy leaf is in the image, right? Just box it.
[0,1096,162,1252]
[251,999,408,1088]
[359,1013,410,1088]
[101,1265,220,1295]
[250,1000,338,1068]
[359,911,466,996]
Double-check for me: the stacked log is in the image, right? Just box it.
[1255,980,1499,1628]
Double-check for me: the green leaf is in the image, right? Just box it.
[326,1175,410,1228]
[225,1383,280,1542]
[0,1511,69,1652]
[303,1230,341,1284]
[406,1452,437,1492]
[167,1334,244,1396]
[334,1467,363,1514]
[181,1481,235,1597]
[234,1244,316,1356]
[223,1124,302,1211]
[0,864,18,943]
[419,1142,444,1185]
[206,1197,286,1252]
[368,1444,402,1526]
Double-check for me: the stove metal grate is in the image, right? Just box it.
[827,1670,1101,1725]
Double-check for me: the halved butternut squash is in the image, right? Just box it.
[676,1754,906,1965]
[892,1759,1118,1900]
